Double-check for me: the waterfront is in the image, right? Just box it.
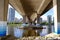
[7,25,54,38]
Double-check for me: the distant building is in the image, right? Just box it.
[47,15,52,34]
[37,17,42,24]
[40,18,42,24]
[48,15,51,23]
[7,8,15,23]
[23,16,29,23]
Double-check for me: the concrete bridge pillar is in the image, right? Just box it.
[0,0,9,36]
[53,0,60,34]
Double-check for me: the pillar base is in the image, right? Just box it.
[0,21,7,37]
[57,22,60,34]
[54,22,60,34]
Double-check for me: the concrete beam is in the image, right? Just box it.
[37,0,51,14]
[40,1,53,16]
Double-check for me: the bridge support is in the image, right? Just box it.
[53,0,60,34]
[0,0,9,36]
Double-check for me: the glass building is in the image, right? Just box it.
[7,8,15,23]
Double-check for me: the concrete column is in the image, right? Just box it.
[0,0,9,36]
[53,0,60,34]
[47,15,52,34]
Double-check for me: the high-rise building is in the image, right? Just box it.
[37,17,42,24]
[47,15,52,34]
[40,18,42,24]
[7,8,15,22]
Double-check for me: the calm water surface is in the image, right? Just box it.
[7,25,54,38]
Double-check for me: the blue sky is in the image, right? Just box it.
[15,11,23,19]
[43,8,53,16]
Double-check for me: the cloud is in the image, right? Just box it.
[9,4,13,8]
[41,15,47,21]
[15,11,23,19]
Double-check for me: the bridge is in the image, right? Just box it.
[0,0,60,36]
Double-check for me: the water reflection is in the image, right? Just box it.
[14,27,23,38]
[40,26,48,36]
[7,25,54,38]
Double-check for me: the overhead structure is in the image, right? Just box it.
[9,0,52,22]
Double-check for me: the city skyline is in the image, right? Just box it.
[9,4,54,21]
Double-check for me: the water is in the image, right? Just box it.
[40,26,48,36]
[7,25,54,38]
[14,27,23,38]
[40,25,54,36]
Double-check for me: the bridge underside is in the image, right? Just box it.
[8,0,60,34]
[0,0,60,36]
[9,0,52,22]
